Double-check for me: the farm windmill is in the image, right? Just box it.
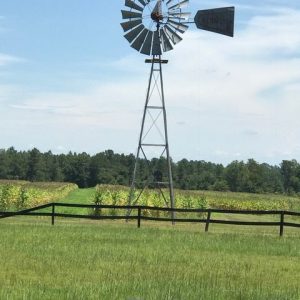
[121,0,235,216]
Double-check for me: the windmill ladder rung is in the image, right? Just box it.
[141,143,166,147]
[145,59,168,64]
[155,181,169,185]
[147,106,163,109]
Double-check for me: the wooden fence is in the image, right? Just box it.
[1,203,300,236]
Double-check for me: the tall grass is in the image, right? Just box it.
[0,220,299,299]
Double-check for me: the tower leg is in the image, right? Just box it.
[128,56,175,221]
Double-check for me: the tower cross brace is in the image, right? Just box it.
[128,54,175,219]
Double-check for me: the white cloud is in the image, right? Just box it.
[0,53,23,66]
[236,8,300,56]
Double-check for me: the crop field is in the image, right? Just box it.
[2,181,300,214]
[94,184,300,211]
[0,180,78,211]
[2,181,300,228]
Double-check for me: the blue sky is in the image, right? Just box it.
[0,0,300,164]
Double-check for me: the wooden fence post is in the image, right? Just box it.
[205,210,211,232]
[51,203,55,226]
[280,211,284,237]
[137,207,141,228]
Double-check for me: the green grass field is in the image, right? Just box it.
[0,219,300,299]
[1,185,300,299]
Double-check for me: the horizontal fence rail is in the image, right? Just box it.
[1,203,300,236]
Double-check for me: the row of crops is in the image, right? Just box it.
[1,180,299,216]
[0,180,78,211]
[93,185,299,217]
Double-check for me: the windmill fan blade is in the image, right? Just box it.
[124,24,145,43]
[122,10,142,20]
[168,0,189,10]
[151,31,162,55]
[167,19,188,34]
[168,12,191,20]
[164,25,182,45]
[140,31,153,55]
[121,19,142,32]
[166,0,176,6]
[125,0,144,12]
[160,29,173,52]
[136,0,148,7]
[131,28,148,51]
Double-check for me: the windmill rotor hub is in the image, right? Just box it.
[151,0,164,22]
[151,11,164,22]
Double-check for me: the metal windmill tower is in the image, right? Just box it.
[121,0,235,216]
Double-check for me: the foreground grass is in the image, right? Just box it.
[0,220,300,299]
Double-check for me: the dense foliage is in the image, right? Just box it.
[1,147,300,195]
[93,185,295,217]
[0,180,78,211]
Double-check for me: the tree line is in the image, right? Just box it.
[0,147,300,195]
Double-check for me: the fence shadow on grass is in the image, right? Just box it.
[1,203,300,236]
